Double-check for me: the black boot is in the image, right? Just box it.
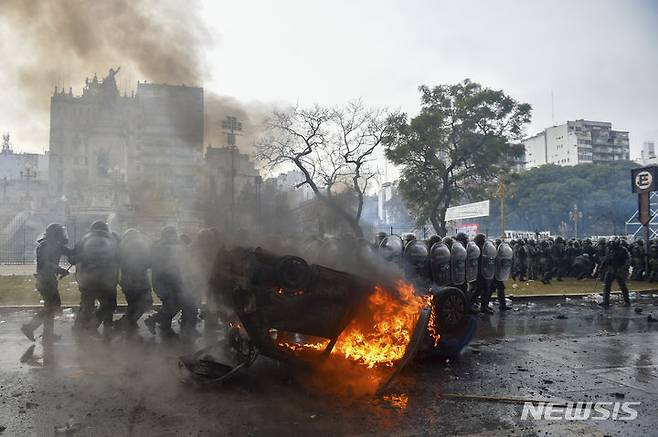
[144,316,157,335]
[21,324,36,342]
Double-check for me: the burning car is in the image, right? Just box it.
[180,236,509,391]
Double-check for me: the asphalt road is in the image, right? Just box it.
[0,295,657,436]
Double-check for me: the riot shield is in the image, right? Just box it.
[76,231,119,290]
[494,241,513,281]
[378,235,404,262]
[119,231,151,268]
[465,241,480,283]
[430,242,452,286]
[450,240,467,285]
[481,239,497,280]
[403,239,430,280]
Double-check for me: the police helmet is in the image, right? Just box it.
[90,220,109,232]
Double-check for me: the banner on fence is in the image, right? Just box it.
[445,200,490,221]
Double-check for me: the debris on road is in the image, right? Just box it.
[54,417,81,435]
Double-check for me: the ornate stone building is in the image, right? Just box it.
[48,69,204,216]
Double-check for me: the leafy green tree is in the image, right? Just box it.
[493,161,637,236]
[384,79,531,236]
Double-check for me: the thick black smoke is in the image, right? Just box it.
[1,0,268,151]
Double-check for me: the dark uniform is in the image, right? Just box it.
[551,237,566,281]
[512,240,527,281]
[539,240,553,284]
[629,240,646,281]
[490,239,512,312]
[21,224,72,341]
[192,229,221,335]
[116,229,153,334]
[70,221,120,337]
[471,234,493,314]
[647,239,658,282]
[527,239,539,280]
[602,239,631,308]
[145,226,196,338]
[582,239,596,278]
[593,238,607,279]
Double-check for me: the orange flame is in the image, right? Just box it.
[332,280,431,368]
[273,281,441,368]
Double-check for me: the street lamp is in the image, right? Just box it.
[221,116,243,228]
[569,204,583,238]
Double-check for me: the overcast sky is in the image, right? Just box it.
[203,0,657,157]
[2,0,656,159]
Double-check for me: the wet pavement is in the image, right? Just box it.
[0,295,657,436]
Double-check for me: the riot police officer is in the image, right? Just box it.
[21,224,73,341]
[582,238,596,278]
[455,232,469,249]
[527,239,538,280]
[70,221,120,339]
[551,236,566,281]
[116,229,153,336]
[490,239,513,312]
[144,226,191,339]
[647,239,658,282]
[471,234,496,314]
[539,239,553,284]
[630,239,646,281]
[512,239,527,281]
[593,237,607,279]
[601,238,631,308]
[374,232,387,250]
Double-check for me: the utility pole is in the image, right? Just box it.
[497,176,506,238]
[221,116,242,228]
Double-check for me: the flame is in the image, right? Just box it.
[382,393,409,411]
[332,280,430,368]
[426,298,441,348]
[278,341,327,352]
[272,280,441,368]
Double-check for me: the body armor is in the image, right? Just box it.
[465,241,480,283]
[74,230,119,291]
[450,240,467,285]
[481,239,497,280]
[494,241,513,281]
[119,229,152,291]
[430,242,451,286]
[378,235,404,262]
[403,239,430,280]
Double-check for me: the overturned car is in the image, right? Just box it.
[180,236,511,391]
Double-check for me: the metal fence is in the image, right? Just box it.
[0,219,38,264]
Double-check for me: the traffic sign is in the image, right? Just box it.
[631,166,658,193]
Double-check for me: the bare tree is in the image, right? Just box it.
[256,101,394,238]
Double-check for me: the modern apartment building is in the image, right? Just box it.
[523,119,630,168]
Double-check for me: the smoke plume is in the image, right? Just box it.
[0,0,268,151]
